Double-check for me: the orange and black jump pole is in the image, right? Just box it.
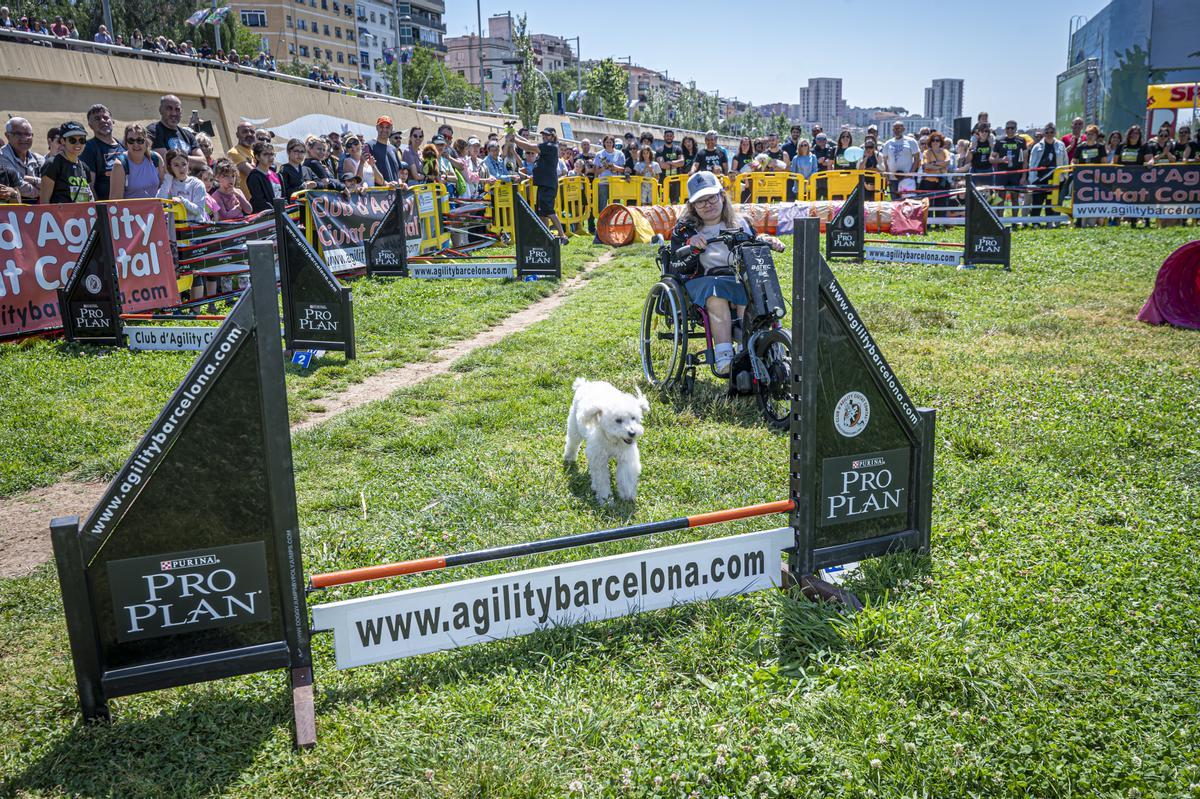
[308,499,795,590]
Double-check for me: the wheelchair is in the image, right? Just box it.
[639,229,792,430]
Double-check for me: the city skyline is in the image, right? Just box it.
[444,0,1106,125]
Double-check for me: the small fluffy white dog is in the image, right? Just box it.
[564,378,649,504]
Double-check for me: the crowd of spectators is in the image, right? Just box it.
[3,90,1198,225]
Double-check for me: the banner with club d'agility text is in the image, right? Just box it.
[306,189,441,273]
[1071,164,1200,219]
[0,200,178,338]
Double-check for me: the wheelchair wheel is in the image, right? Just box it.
[754,328,792,430]
[640,280,688,389]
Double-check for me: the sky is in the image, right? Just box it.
[444,0,1110,125]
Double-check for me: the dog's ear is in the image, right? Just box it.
[634,386,649,416]
[577,398,603,426]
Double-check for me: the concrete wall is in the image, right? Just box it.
[0,42,738,155]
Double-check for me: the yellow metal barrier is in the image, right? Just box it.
[809,169,887,201]
[486,180,517,238]
[412,182,451,250]
[590,176,660,218]
[557,176,590,233]
[661,174,689,205]
[730,171,807,204]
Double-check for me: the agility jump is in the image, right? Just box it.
[50,217,933,747]
[366,188,561,280]
[826,176,1011,270]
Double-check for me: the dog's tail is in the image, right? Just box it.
[572,377,589,392]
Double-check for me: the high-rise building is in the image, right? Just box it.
[924,78,964,127]
[355,0,396,94]
[799,78,843,130]
[529,33,576,73]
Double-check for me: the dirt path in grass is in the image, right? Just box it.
[0,252,614,578]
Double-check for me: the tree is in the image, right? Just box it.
[585,59,628,120]
[511,15,548,128]
[382,45,479,107]
[635,87,672,128]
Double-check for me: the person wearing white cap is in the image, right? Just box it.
[669,172,784,376]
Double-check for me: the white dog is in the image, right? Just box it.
[563,378,649,504]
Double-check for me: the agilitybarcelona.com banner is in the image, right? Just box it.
[1072,164,1200,219]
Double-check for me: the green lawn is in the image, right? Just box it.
[0,241,603,497]
[1,227,1198,797]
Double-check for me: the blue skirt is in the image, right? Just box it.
[686,275,747,307]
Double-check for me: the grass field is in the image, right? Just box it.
[1,226,1198,797]
[0,241,602,497]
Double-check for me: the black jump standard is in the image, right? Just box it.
[274,198,356,359]
[50,241,317,747]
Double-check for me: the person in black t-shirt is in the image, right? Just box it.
[781,125,803,163]
[514,127,569,244]
[657,129,684,203]
[39,121,94,203]
[811,133,834,172]
[1072,125,1107,227]
[690,131,728,175]
[147,94,203,170]
[967,125,994,179]
[1148,129,1176,163]
[991,121,1027,216]
[1115,126,1151,166]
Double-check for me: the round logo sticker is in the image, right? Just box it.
[842,215,856,229]
[84,274,103,295]
[834,391,870,437]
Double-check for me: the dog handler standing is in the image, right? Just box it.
[669,171,784,376]
[513,127,570,245]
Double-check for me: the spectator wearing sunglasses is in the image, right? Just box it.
[80,103,123,200]
[39,121,94,204]
[992,121,1027,217]
[400,126,425,182]
[108,124,164,200]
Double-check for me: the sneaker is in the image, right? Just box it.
[558,236,570,245]
[957,263,975,271]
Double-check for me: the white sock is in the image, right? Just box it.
[715,343,734,362]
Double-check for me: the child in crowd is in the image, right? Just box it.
[156,148,210,222]
[210,158,252,220]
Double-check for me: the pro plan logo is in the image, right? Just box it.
[107,542,272,642]
[84,274,104,295]
[524,246,553,265]
[973,235,1002,254]
[834,391,870,437]
[299,303,338,332]
[374,248,399,266]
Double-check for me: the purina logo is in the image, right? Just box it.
[374,249,398,266]
[524,246,552,265]
[851,457,885,469]
[160,554,219,571]
[108,542,272,642]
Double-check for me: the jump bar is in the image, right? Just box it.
[308,499,796,589]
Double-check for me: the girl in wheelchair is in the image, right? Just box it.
[670,171,785,375]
